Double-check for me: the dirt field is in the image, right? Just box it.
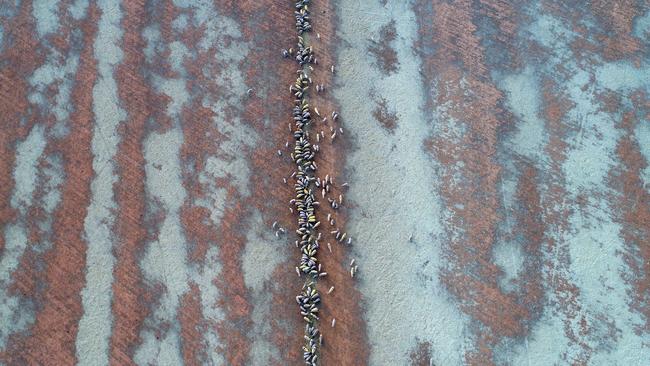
[1,1,649,365]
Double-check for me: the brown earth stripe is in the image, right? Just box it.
[223,1,309,364]
[212,200,252,365]
[1,3,100,365]
[540,77,592,364]
[415,0,532,364]
[512,161,546,325]
[310,0,371,364]
[0,1,45,257]
[179,282,210,366]
[109,0,153,364]
[611,107,650,333]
